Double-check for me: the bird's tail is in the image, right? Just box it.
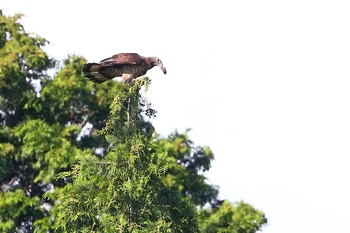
[82,63,100,73]
[82,63,110,83]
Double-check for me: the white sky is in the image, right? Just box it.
[2,1,350,232]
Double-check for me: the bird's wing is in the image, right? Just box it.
[100,53,144,65]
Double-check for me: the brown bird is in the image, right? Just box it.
[82,53,167,84]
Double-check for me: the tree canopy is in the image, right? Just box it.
[0,11,267,233]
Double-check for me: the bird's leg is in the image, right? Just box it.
[122,74,134,85]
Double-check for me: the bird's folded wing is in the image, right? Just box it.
[100,53,144,65]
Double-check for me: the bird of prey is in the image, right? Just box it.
[82,53,167,84]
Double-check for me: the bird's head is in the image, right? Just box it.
[151,57,167,74]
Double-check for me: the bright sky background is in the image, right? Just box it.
[2,1,350,232]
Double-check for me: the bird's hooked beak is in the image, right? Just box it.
[158,63,167,74]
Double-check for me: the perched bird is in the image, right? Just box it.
[82,53,167,84]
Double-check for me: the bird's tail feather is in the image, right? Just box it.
[82,63,100,73]
[82,63,110,83]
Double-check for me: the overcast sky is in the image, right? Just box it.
[2,1,350,232]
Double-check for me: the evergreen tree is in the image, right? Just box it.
[50,78,199,232]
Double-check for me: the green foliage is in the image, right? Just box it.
[0,10,53,128]
[156,131,219,207]
[197,201,267,233]
[14,119,79,183]
[0,189,41,232]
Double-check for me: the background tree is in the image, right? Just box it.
[156,132,267,232]
[0,11,267,233]
[197,201,267,233]
[0,11,120,232]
